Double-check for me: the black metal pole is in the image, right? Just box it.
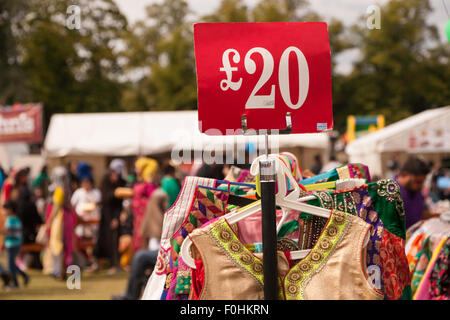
[259,158,278,300]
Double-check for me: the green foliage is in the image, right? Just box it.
[332,0,450,130]
[0,0,448,134]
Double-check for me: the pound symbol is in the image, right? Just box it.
[220,49,242,91]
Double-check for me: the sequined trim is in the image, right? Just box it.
[315,191,358,216]
[376,180,405,216]
[277,238,301,251]
[208,220,264,289]
[284,210,350,300]
[155,249,171,275]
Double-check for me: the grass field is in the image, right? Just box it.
[0,253,129,300]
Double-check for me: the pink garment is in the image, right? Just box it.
[236,209,301,244]
[414,240,445,300]
[132,181,158,251]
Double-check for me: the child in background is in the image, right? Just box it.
[3,200,29,288]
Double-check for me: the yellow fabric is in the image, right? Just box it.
[304,181,336,191]
[49,187,64,256]
[413,237,447,300]
[53,187,65,206]
[135,157,159,182]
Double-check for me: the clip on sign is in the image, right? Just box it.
[194,22,333,135]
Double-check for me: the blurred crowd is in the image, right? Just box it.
[0,153,448,297]
[0,157,182,291]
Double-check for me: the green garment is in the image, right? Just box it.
[285,179,411,300]
[32,172,49,189]
[161,176,181,209]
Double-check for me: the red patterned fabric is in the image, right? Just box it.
[380,230,411,300]
[190,259,205,300]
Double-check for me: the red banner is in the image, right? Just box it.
[0,103,43,143]
[194,22,333,135]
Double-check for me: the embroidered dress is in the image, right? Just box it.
[300,179,409,300]
[141,177,216,300]
[164,186,230,299]
[189,211,383,300]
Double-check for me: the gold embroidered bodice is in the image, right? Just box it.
[189,210,384,300]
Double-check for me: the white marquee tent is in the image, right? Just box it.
[43,110,330,158]
[346,106,450,177]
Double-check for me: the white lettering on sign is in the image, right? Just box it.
[279,46,309,110]
[0,113,35,135]
[219,49,242,91]
[220,47,310,111]
[244,47,276,109]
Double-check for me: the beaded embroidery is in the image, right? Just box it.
[284,210,350,300]
[209,221,265,288]
[376,180,405,216]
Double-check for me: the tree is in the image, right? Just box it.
[19,0,128,123]
[332,0,449,130]
[121,0,196,111]
[202,0,249,23]
[0,0,31,104]
[252,0,308,22]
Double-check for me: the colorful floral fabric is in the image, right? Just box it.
[165,186,229,300]
[301,179,409,299]
[429,238,450,300]
[380,230,411,300]
[410,237,433,294]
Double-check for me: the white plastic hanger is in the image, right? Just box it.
[335,178,366,191]
[181,155,331,268]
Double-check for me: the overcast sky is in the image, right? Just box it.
[113,0,449,73]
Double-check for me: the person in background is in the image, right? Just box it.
[0,165,6,191]
[0,168,18,204]
[71,163,101,240]
[117,175,136,270]
[43,167,75,280]
[3,200,29,288]
[15,168,42,270]
[395,156,438,229]
[161,164,181,209]
[196,163,225,180]
[110,249,159,300]
[130,158,158,252]
[71,163,101,271]
[0,261,11,288]
[111,170,166,300]
[33,165,50,199]
[66,161,79,194]
[311,154,323,175]
[95,167,126,275]
[34,186,46,221]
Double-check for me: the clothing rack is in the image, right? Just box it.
[242,113,292,300]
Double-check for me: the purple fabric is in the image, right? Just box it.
[395,177,425,230]
[352,187,385,290]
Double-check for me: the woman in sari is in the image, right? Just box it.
[43,167,75,279]
[131,158,158,252]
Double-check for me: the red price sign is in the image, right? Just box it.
[194,22,333,135]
